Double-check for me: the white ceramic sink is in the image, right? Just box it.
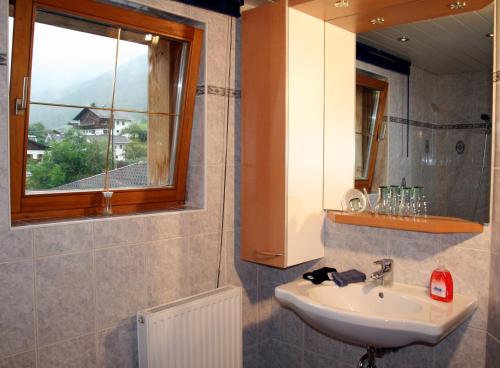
[275,280,477,348]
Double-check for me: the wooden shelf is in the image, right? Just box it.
[327,211,483,234]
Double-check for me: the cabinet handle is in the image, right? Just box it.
[255,250,283,257]
[15,76,29,115]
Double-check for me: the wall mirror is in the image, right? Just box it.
[355,2,493,223]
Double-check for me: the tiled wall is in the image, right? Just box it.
[1,1,499,368]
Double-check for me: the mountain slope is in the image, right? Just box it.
[29,56,148,130]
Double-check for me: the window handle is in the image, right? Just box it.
[15,77,29,115]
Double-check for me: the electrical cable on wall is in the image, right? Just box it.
[216,16,234,289]
[406,74,410,158]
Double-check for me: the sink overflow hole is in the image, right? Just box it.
[378,292,384,299]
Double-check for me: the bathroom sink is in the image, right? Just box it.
[275,280,477,348]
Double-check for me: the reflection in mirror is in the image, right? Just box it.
[356,3,493,223]
[355,73,388,192]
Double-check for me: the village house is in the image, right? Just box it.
[87,134,131,162]
[26,135,47,161]
[69,107,133,136]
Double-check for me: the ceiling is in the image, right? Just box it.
[357,3,494,75]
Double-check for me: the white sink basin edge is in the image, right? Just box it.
[275,280,477,348]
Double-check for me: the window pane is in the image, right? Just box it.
[30,9,118,107]
[8,4,14,86]
[24,8,189,195]
[26,105,108,193]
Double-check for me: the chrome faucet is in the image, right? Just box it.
[370,259,393,286]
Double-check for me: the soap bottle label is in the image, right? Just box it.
[431,280,446,298]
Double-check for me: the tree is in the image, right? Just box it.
[122,122,147,142]
[28,122,48,143]
[27,128,108,190]
[123,142,147,163]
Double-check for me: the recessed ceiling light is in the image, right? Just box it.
[448,1,466,10]
[486,33,494,38]
[397,36,410,42]
[334,0,349,8]
[370,17,385,25]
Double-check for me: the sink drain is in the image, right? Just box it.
[378,292,384,299]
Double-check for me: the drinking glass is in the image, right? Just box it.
[412,186,427,217]
[375,186,389,215]
[398,187,412,217]
[388,185,401,216]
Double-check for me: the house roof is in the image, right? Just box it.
[55,162,148,190]
[72,108,134,122]
[27,139,48,151]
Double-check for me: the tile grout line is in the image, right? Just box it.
[31,229,40,368]
[92,222,99,366]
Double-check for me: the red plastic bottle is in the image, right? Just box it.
[430,266,454,302]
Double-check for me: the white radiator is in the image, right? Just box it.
[137,286,243,368]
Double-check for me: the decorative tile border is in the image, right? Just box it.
[0,53,7,66]
[387,116,491,130]
[196,85,241,98]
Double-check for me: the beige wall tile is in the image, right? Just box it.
[186,164,204,208]
[93,218,145,248]
[303,351,338,368]
[440,228,491,252]
[189,232,220,294]
[304,324,342,361]
[97,318,137,368]
[0,229,33,262]
[95,245,146,329]
[36,253,94,345]
[203,13,229,88]
[439,246,490,330]
[387,238,441,287]
[488,251,500,340]
[145,237,190,307]
[226,96,240,167]
[223,165,240,230]
[486,334,500,368]
[242,287,259,348]
[0,261,35,357]
[225,229,257,289]
[142,213,190,242]
[435,324,487,367]
[189,95,205,167]
[206,95,227,165]
[0,351,36,368]
[34,223,92,257]
[384,344,434,368]
[38,334,96,368]
[491,222,500,255]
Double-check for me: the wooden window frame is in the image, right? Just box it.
[9,0,203,221]
[354,72,388,192]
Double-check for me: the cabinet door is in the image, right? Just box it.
[241,1,287,268]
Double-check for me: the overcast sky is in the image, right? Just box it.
[9,17,147,99]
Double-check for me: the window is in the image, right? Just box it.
[9,0,203,221]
